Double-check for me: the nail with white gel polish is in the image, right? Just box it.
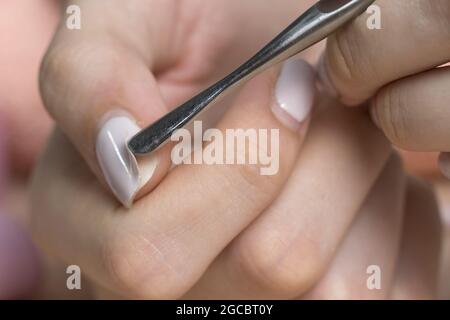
[96,114,158,208]
[273,59,316,130]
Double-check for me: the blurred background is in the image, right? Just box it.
[0,0,448,299]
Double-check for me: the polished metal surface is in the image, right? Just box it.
[128,0,375,155]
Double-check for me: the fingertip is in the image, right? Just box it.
[96,111,171,208]
[272,59,316,132]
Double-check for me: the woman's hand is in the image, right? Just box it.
[317,0,450,175]
[31,71,442,298]
[39,0,321,207]
[33,0,443,299]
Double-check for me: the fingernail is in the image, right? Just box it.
[96,112,158,208]
[273,59,316,131]
[439,153,450,180]
[317,53,338,97]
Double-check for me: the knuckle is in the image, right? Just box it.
[235,162,278,197]
[103,228,189,299]
[234,234,323,297]
[218,161,282,210]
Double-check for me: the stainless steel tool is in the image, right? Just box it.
[128,0,375,155]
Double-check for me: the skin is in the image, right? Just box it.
[0,0,447,299]
[320,0,450,156]
[32,93,442,299]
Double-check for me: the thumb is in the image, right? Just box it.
[40,40,172,207]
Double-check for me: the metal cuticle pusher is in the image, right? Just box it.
[128,0,375,156]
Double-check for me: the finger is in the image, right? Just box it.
[184,100,392,299]
[390,177,442,300]
[370,66,450,151]
[32,60,316,299]
[318,0,450,106]
[41,0,319,208]
[303,154,406,300]
[40,0,175,207]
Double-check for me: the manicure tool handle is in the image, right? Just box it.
[129,0,375,155]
